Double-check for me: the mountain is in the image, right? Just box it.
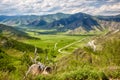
[0,24,37,39]
[96,14,120,22]
[0,13,70,26]
[44,13,120,33]
[0,15,38,26]
[0,12,120,33]
[27,19,47,27]
[45,13,101,31]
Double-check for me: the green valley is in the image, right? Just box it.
[0,12,120,80]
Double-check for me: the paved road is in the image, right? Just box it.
[58,38,87,54]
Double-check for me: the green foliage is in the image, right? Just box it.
[0,24,39,39]
[0,31,119,80]
[99,72,109,80]
[61,68,99,80]
[102,39,120,58]
[21,53,32,66]
[0,36,43,53]
[0,52,16,72]
[35,75,57,80]
[33,67,108,80]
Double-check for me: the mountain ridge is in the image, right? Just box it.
[0,12,120,33]
[0,13,70,26]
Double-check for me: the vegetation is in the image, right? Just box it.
[0,28,120,80]
[0,24,39,39]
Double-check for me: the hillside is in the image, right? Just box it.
[37,30,120,80]
[0,35,43,53]
[0,24,38,39]
[0,35,46,79]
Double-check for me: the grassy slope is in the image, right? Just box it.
[49,31,120,80]
[0,35,45,80]
[0,24,39,39]
[23,31,120,80]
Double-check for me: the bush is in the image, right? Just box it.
[0,52,16,72]
[61,69,99,80]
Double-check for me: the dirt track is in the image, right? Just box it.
[58,38,87,54]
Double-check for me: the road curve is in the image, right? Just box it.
[58,38,87,54]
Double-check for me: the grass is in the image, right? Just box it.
[0,29,120,80]
[19,34,92,64]
[0,33,92,80]
[22,35,86,48]
[20,34,91,56]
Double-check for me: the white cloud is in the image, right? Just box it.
[0,0,120,15]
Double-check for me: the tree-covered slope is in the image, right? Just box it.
[0,35,43,53]
[0,24,38,39]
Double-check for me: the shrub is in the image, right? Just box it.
[61,68,99,80]
[0,52,16,72]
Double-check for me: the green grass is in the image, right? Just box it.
[0,33,92,80]
[18,34,91,66]
[20,34,90,53]
[0,29,119,80]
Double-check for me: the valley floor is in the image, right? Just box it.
[0,31,120,80]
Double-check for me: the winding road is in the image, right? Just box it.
[58,38,87,54]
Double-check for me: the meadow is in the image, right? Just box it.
[20,31,92,62]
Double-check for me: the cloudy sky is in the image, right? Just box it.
[0,0,120,16]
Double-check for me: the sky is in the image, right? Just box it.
[0,0,120,16]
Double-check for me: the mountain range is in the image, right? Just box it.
[0,13,70,26]
[0,12,120,33]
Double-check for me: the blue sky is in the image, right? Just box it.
[0,0,120,15]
